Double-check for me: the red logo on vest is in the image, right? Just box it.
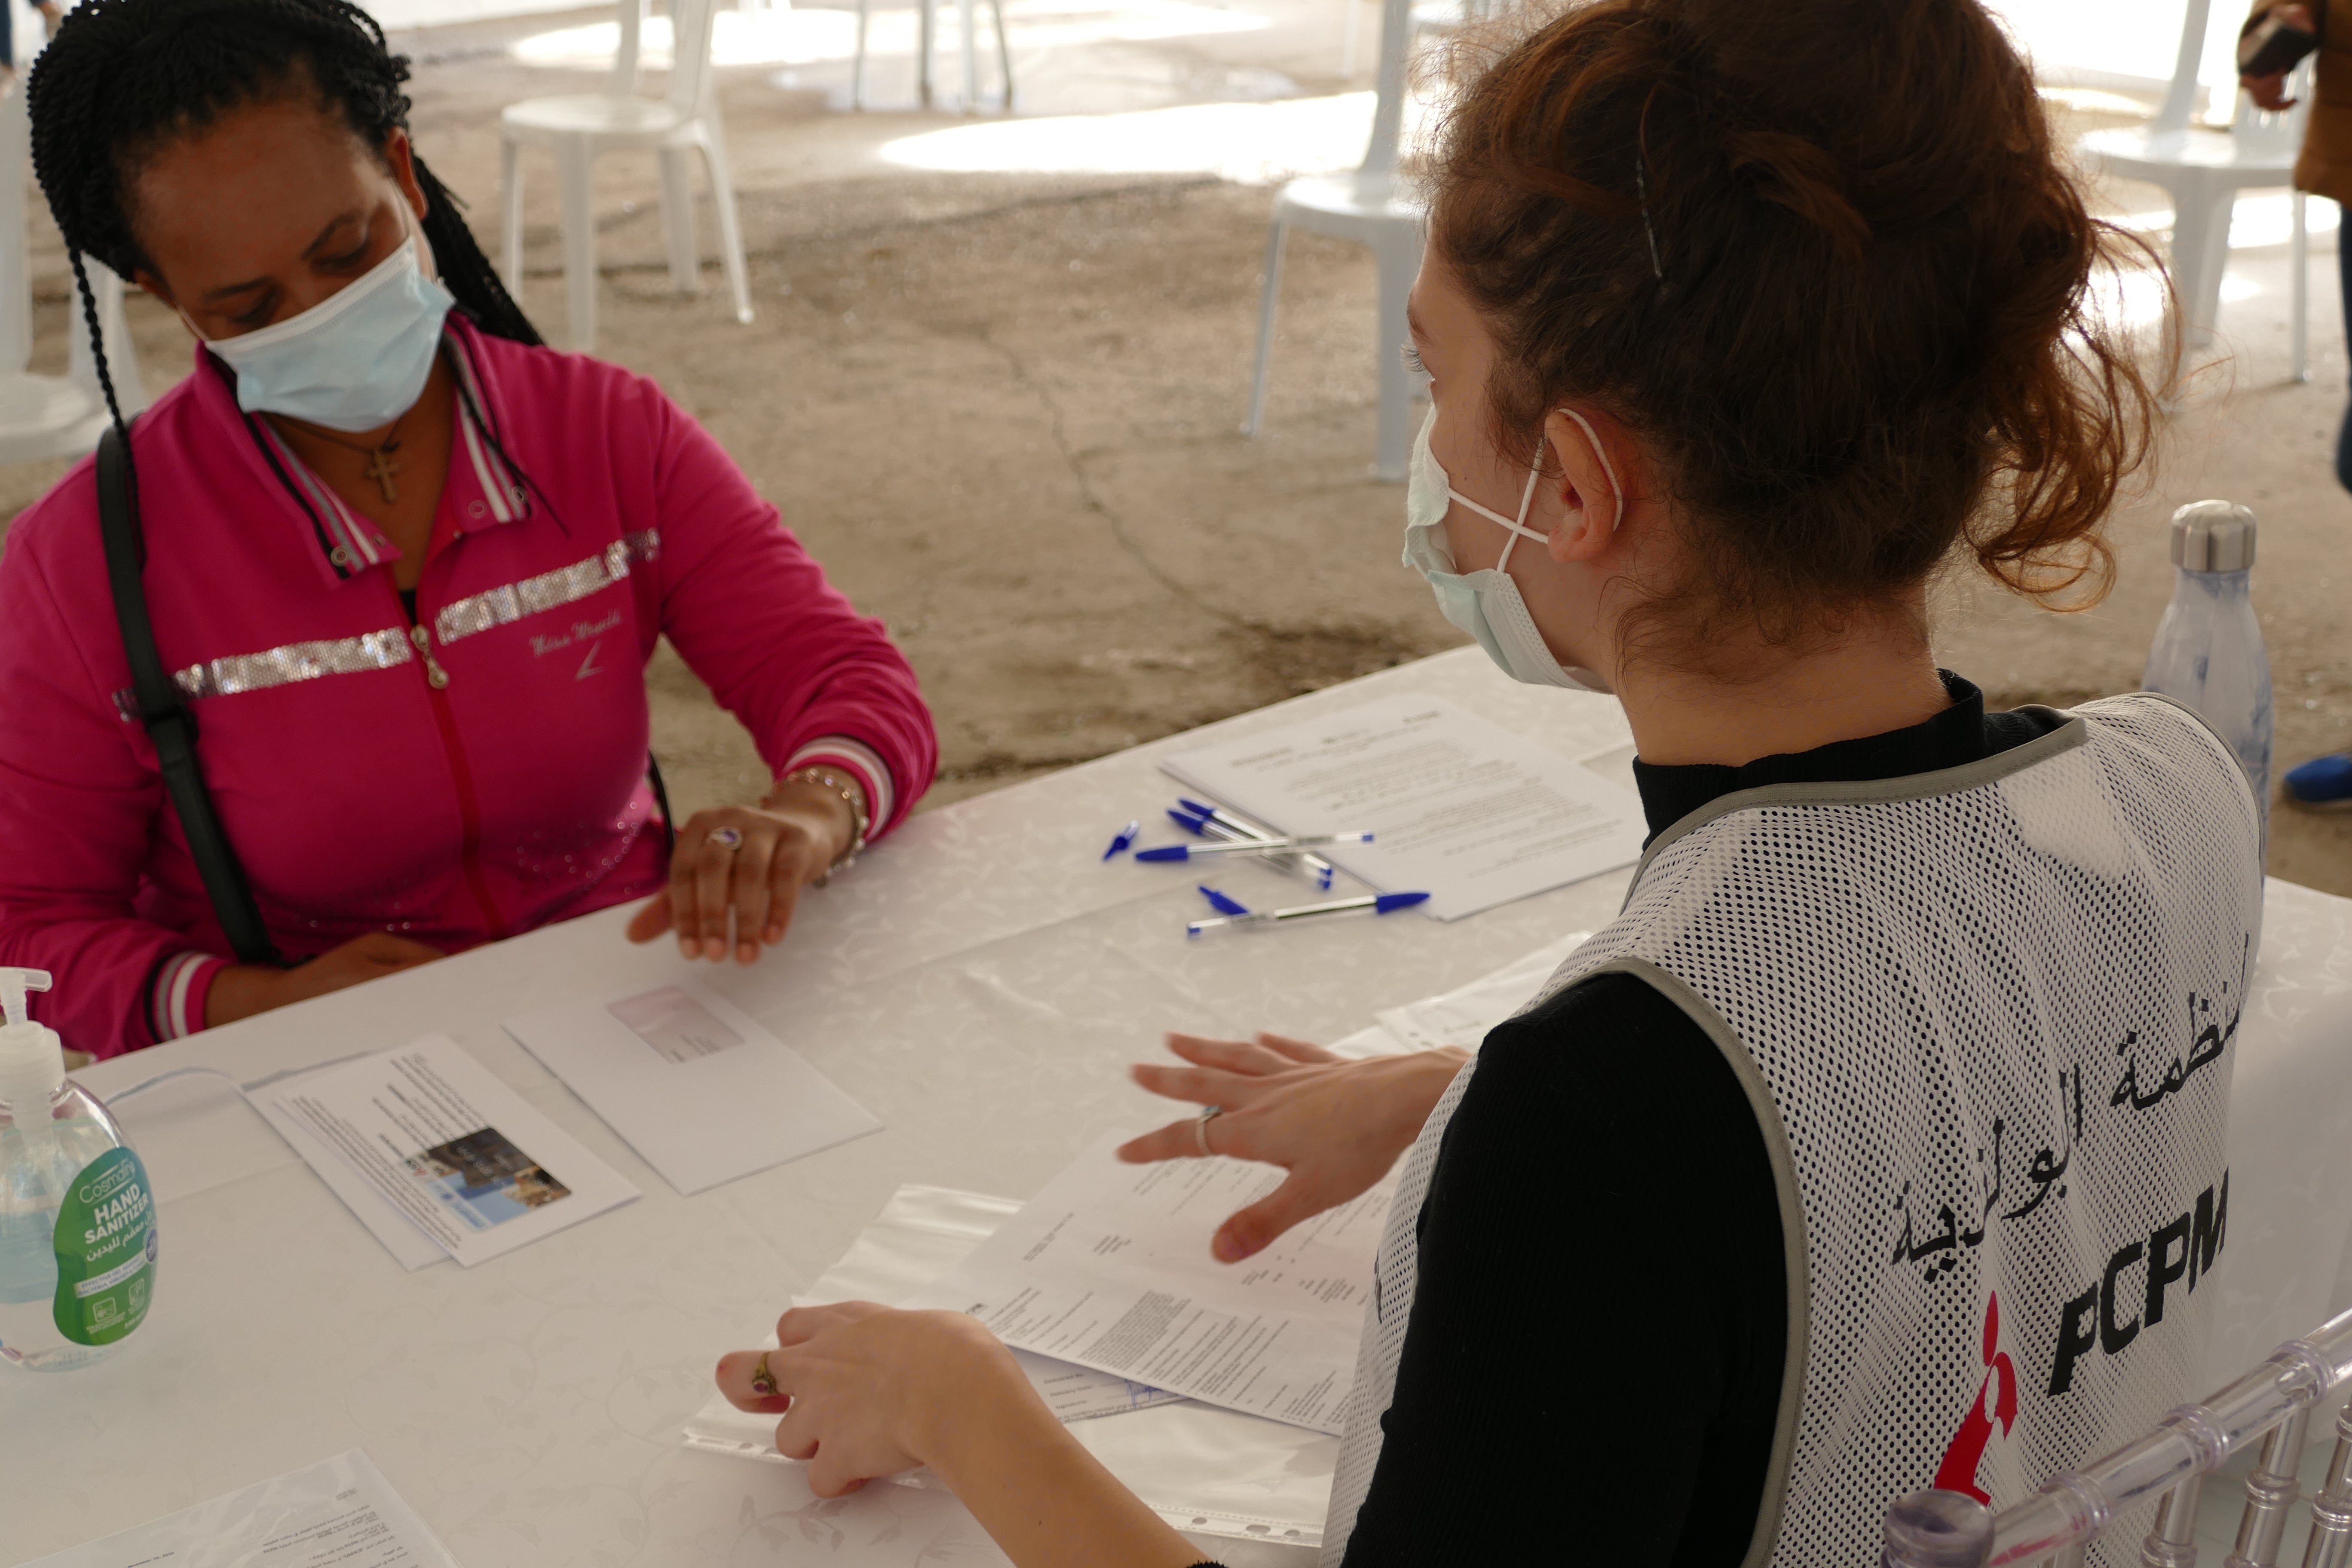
[1935,1292,2021,1503]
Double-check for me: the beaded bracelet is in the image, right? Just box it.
[781,766,870,885]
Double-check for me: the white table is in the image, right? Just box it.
[9,647,2352,1565]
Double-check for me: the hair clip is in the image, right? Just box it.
[1634,153,1666,285]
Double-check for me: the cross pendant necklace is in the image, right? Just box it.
[361,444,402,505]
[276,410,410,507]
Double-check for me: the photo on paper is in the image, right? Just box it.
[608,985,746,1063]
[403,1127,572,1232]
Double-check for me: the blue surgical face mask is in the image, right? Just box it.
[1401,404,1614,692]
[204,236,455,433]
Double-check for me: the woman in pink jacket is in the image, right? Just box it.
[0,0,937,1058]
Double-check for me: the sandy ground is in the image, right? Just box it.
[2,8,2347,892]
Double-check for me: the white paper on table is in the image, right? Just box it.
[1161,693,1644,920]
[910,1132,1385,1435]
[19,1448,457,1568]
[503,976,882,1195]
[1372,929,1591,1051]
[685,1186,1183,1443]
[684,1183,1339,1548]
[257,1034,637,1268]
[1324,930,1593,1058]
[254,1080,445,1272]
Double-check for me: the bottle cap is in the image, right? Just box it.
[0,968,63,1111]
[2170,500,2257,572]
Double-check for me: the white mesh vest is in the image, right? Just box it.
[1321,695,2263,1568]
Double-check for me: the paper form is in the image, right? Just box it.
[912,1132,1390,1435]
[1161,693,1644,920]
[505,977,881,1195]
[257,1035,637,1268]
[21,1449,459,1568]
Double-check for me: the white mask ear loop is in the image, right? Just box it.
[1445,450,1550,571]
[1446,407,1621,571]
[1558,406,1624,537]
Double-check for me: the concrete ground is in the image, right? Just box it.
[3,7,2348,891]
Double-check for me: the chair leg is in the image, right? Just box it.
[699,129,756,326]
[2292,189,2310,384]
[852,0,870,109]
[2165,187,2233,395]
[919,0,935,109]
[658,147,702,295]
[989,0,1013,110]
[1371,230,1417,482]
[959,0,978,112]
[1243,217,1288,438]
[500,135,525,297]
[557,137,599,354]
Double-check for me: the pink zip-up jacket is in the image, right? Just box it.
[0,317,935,1058]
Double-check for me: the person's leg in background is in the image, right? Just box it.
[2286,197,2352,807]
[2337,200,2352,492]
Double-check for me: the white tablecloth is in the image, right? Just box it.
[7,647,2352,1565]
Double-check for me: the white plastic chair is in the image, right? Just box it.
[0,72,144,466]
[2078,0,2314,389]
[1881,1303,2352,1568]
[499,0,754,354]
[1243,0,1424,481]
[851,0,1011,113]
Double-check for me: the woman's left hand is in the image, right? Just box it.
[627,777,857,962]
[715,1302,1039,1498]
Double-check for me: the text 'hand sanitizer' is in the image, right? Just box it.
[0,968,157,1371]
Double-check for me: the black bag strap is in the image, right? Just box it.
[95,419,282,967]
[645,753,678,856]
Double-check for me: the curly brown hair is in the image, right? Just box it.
[1429,0,2160,666]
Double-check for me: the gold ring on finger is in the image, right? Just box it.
[750,1350,778,1397]
[711,827,745,851]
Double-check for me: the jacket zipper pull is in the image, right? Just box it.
[409,623,450,689]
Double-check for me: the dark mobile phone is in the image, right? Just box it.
[2241,12,2319,78]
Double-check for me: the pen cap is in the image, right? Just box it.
[0,968,62,1113]
[2169,501,2256,572]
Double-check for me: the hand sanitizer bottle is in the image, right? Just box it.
[2143,501,2274,827]
[0,968,158,1372]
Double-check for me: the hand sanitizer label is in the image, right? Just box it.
[52,1148,154,1346]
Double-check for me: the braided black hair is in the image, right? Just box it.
[27,0,540,438]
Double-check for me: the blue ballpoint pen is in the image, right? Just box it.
[1102,821,1142,860]
[1136,833,1372,862]
[1188,891,1430,936]
[1176,798,1337,890]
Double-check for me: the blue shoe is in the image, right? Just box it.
[2284,753,2352,809]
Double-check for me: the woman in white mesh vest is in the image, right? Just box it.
[708,0,2266,1562]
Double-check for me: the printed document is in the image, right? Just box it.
[913,1132,1389,1434]
[1161,694,1644,919]
[505,977,881,1194]
[21,1449,459,1568]
[258,1034,637,1268]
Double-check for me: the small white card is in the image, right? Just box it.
[504,977,881,1195]
[21,1449,457,1568]
[1161,693,1645,920]
[258,1034,637,1268]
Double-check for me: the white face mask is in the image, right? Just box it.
[1401,403,1616,692]
[202,236,455,433]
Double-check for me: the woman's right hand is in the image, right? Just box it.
[2242,3,2314,109]
[1118,1032,1470,1262]
[203,931,443,1028]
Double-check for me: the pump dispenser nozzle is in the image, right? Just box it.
[0,968,64,1117]
[0,968,50,1031]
